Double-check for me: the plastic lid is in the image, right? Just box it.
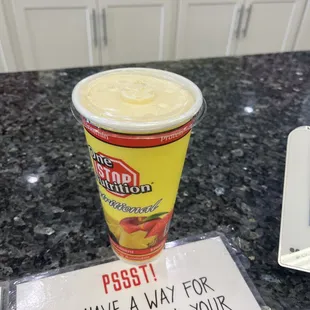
[72,68,203,133]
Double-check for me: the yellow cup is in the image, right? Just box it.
[72,68,203,262]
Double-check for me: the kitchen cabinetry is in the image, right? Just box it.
[235,0,306,55]
[3,0,310,71]
[176,0,242,59]
[176,0,306,59]
[0,3,16,72]
[99,0,177,64]
[12,0,100,71]
[11,0,176,71]
[294,0,310,51]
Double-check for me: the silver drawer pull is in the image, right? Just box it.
[102,8,108,46]
[235,5,243,39]
[92,9,98,47]
[242,4,252,38]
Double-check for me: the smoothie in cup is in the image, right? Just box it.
[72,68,203,262]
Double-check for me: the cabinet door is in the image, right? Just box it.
[12,0,100,71]
[294,0,310,51]
[98,0,177,65]
[176,0,243,59]
[236,0,306,55]
[0,3,16,72]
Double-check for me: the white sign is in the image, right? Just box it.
[16,237,261,310]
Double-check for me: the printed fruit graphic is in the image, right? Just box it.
[119,217,146,234]
[145,211,173,243]
[139,219,161,232]
[116,211,173,249]
[119,230,157,249]
[104,211,122,241]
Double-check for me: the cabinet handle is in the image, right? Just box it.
[242,4,252,38]
[235,5,243,38]
[92,9,98,47]
[102,8,108,46]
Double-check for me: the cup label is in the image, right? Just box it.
[83,120,192,261]
[82,118,193,147]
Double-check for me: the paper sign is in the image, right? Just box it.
[16,237,261,310]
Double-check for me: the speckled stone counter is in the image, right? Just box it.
[2,52,310,309]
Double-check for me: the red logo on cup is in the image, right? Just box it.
[89,146,152,198]
[92,152,140,198]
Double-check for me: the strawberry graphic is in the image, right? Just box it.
[145,211,173,238]
[139,219,161,232]
[120,217,146,233]
[119,211,173,246]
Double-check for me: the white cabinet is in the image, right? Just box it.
[236,0,306,55]
[99,0,177,64]
[4,0,310,71]
[11,0,176,71]
[294,0,310,51]
[176,0,307,60]
[176,0,243,59]
[12,0,100,71]
[0,3,16,72]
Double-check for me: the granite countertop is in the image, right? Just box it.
[2,52,310,309]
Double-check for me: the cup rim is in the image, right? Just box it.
[72,67,203,133]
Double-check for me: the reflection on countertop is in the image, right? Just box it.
[2,52,310,309]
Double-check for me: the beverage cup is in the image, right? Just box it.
[72,68,204,263]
